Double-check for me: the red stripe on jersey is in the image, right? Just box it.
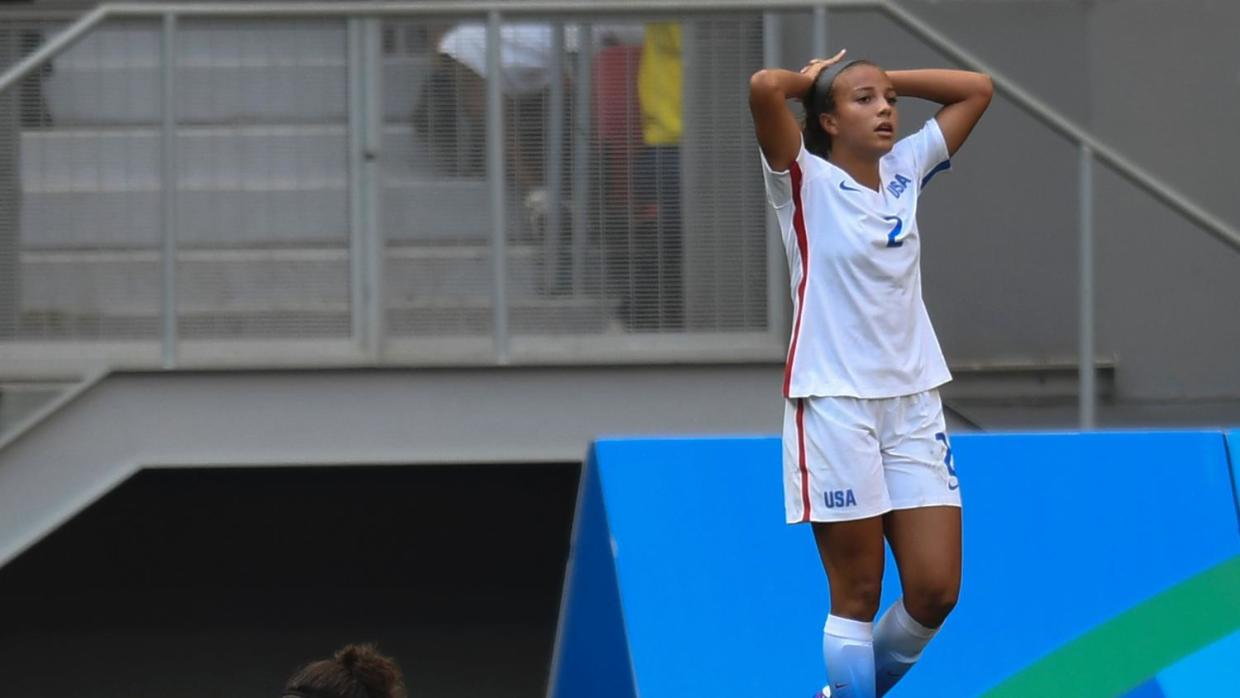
[796,398,811,522]
[783,161,810,398]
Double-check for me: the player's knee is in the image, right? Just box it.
[833,576,883,619]
[905,583,958,627]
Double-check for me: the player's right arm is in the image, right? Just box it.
[748,50,846,172]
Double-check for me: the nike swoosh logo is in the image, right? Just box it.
[834,683,849,689]
[949,481,960,490]
[839,181,862,193]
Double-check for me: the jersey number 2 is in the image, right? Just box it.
[884,215,905,248]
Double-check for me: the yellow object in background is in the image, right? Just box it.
[638,23,682,146]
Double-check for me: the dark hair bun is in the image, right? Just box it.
[283,643,407,698]
[335,644,365,671]
[334,644,406,698]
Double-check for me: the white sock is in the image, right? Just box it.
[823,615,876,698]
[873,599,938,696]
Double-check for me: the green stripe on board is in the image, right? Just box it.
[985,555,1240,698]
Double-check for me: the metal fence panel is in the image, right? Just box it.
[681,16,768,332]
[383,17,497,341]
[6,19,166,344]
[174,18,352,342]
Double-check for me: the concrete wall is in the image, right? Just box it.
[1087,0,1240,399]
[907,0,1240,401]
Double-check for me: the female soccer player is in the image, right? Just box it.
[748,50,992,698]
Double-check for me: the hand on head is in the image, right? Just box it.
[800,49,847,81]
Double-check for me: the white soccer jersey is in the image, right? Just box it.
[762,118,954,399]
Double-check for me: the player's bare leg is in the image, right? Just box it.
[886,505,961,625]
[812,516,885,697]
[873,505,962,695]
[813,517,886,619]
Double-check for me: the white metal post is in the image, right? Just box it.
[812,4,828,57]
[487,11,510,362]
[545,23,565,294]
[1079,143,1096,429]
[362,17,384,359]
[571,22,592,296]
[347,18,366,352]
[160,12,178,368]
[348,18,384,360]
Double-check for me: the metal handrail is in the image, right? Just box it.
[0,5,108,96]
[0,8,89,21]
[3,0,1237,253]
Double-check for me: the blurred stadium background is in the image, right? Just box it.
[0,0,1237,695]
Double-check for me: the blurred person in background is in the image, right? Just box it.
[414,23,641,236]
[595,21,683,331]
[427,22,562,205]
[282,643,407,698]
[627,21,683,330]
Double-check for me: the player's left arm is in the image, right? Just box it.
[887,69,994,156]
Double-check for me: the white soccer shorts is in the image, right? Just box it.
[782,389,961,524]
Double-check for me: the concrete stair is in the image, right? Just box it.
[41,22,427,125]
[16,242,610,339]
[21,124,503,245]
[15,297,617,340]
